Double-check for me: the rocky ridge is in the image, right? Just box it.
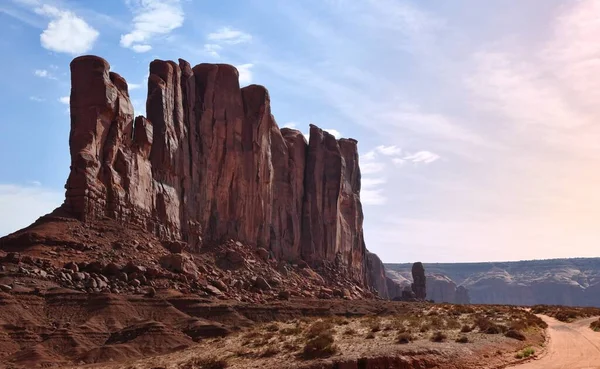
[0,55,390,298]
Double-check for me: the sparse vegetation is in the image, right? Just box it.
[264,323,279,332]
[460,324,473,333]
[455,336,469,343]
[430,331,447,342]
[531,305,600,322]
[260,344,280,357]
[365,332,376,339]
[343,327,357,335]
[505,329,526,341]
[305,320,334,339]
[396,332,413,344]
[180,356,228,369]
[302,331,337,359]
[590,319,600,332]
[475,316,504,334]
[515,347,535,359]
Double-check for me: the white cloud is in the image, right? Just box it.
[392,158,405,166]
[207,27,252,44]
[375,145,402,156]
[131,44,152,53]
[203,43,222,58]
[237,63,254,85]
[34,69,56,79]
[120,0,184,52]
[29,96,45,102]
[58,96,69,104]
[34,5,99,55]
[283,122,297,129]
[128,83,142,90]
[0,184,63,237]
[403,151,440,164]
[361,161,385,174]
[324,128,341,138]
[361,188,387,205]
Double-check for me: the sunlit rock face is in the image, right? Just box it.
[63,55,372,285]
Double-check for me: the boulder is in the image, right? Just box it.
[159,254,199,276]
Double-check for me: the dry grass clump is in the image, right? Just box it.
[430,331,447,342]
[455,336,469,343]
[365,332,376,339]
[475,316,505,334]
[505,329,526,341]
[396,332,413,344]
[531,305,600,322]
[301,319,337,359]
[259,344,280,358]
[515,347,535,359]
[180,355,228,369]
[343,327,357,335]
[305,320,334,339]
[590,319,600,332]
[264,323,279,332]
[302,331,337,359]
[460,324,473,333]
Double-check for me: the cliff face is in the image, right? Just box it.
[387,259,600,307]
[62,55,369,284]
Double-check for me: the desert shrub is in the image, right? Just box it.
[264,323,279,332]
[180,356,228,369]
[370,321,381,332]
[460,324,473,333]
[445,317,461,329]
[590,319,600,332]
[365,332,376,339]
[429,316,444,329]
[475,317,503,334]
[515,347,535,359]
[259,344,279,358]
[281,326,303,336]
[430,331,447,342]
[344,327,357,335]
[505,329,526,341]
[420,324,430,333]
[396,332,413,344]
[302,332,337,359]
[455,336,469,343]
[305,320,334,339]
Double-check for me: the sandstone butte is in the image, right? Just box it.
[57,55,388,291]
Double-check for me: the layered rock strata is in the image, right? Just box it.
[62,55,369,283]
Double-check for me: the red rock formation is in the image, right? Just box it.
[366,251,389,298]
[61,55,373,285]
[411,262,427,300]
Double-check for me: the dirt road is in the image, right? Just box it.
[511,315,600,369]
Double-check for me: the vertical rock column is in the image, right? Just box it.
[65,55,153,227]
[146,60,187,240]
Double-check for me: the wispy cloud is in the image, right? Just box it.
[207,27,252,44]
[58,96,69,104]
[203,43,222,58]
[237,63,253,85]
[34,69,56,80]
[403,151,440,164]
[120,0,184,53]
[29,96,45,102]
[34,4,99,55]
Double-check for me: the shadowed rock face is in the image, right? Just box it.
[411,262,426,300]
[62,55,371,284]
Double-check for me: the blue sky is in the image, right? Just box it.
[1,0,600,263]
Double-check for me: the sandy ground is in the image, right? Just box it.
[511,315,600,369]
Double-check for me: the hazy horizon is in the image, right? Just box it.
[1,0,600,263]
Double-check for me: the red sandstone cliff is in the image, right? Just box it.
[62,55,372,285]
